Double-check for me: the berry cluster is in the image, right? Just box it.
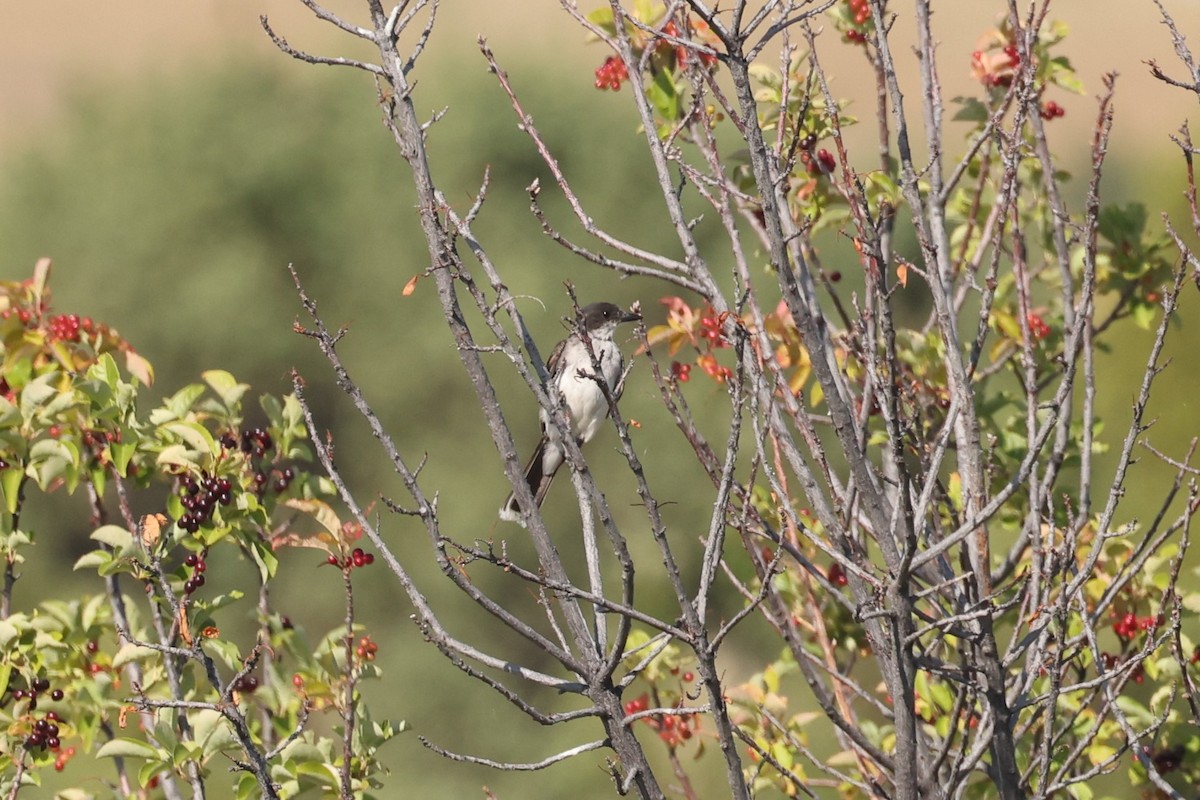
[254,466,295,496]
[47,313,93,342]
[176,474,233,534]
[1113,611,1160,640]
[670,361,692,383]
[355,635,379,663]
[971,43,1020,88]
[222,427,296,498]
[0,307,35,325]
[232,674,260,694]
[594,56,629,91]
[182,551,208,595]
[238,427,274,458]
[1026,313,1051,340]
[7,677,64,713]
[658,20,718,70]
[623,694,700,749]
[843,0,872,43]
[328,547,375,570]
[697,353,733,383]
[799,146,837,176]
[1039,100,1065,120]
[698,306,729,348]
[6,678,68,754]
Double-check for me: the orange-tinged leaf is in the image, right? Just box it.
[284,498,343,537]
[178,605,192,645]
[139,513,168,550]
[896,262,909,288]
[402,274,420,296]
[640,324,692,357]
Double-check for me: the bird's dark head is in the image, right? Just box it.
[579,302,641,334]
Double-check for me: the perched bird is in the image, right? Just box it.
[500,301,642,521]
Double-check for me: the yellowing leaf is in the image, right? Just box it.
[139,513,168,550]
[178,604,192,646]
[402,274,420,296]
[125,349,154,386]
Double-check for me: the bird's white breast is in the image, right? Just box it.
[555,338,621,444]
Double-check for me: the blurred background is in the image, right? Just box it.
[1,1,1197,796]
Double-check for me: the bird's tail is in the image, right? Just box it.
[499,436,556,524]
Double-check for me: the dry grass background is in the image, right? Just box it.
[0,2,1191,155]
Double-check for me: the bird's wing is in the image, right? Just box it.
[544,334,570,380]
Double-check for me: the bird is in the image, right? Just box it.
[499,301,642,522]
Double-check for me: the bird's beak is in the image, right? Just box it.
[620,309,642,323]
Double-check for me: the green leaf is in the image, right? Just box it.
[193,709,238,759]
[151,383,207,424]
[96,737,164,760]
[203,370,250,410]
[19,373,58,418]
[162,421,218,456]
[1,466,24,514]
[82,593,107,631]
[113,642,161,669]
[110,440,136,476]
[951,96,988,124]
[156,443,199,470]
[633,0,658,23]
[585,6,616,34]
[249,538,279,583]
[73,550,113,572]
[28,437,79,491]
[646,69,682,122]
[54,790,95,800]
[90,525,135,551]
[1131,301,1157,331]
[87,352,122,391]
[0,618,20,648]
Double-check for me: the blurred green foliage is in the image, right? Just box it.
[0,54,738,796]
